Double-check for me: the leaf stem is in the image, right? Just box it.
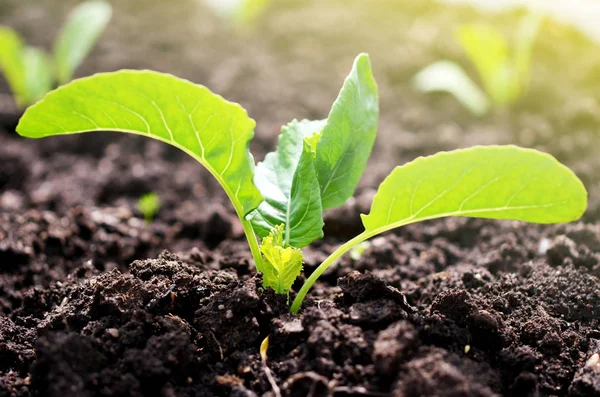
[240,217,264,272]
[290,231,372,313]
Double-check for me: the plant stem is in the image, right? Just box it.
[241,218,264,272]
[290,231,371,313]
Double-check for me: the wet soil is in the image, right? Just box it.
[1,0,600,396]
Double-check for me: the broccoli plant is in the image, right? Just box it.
[16,53,587,313]
[413,13,543,116]
[0,1,112,108]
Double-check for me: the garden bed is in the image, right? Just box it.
[1,0,599,396]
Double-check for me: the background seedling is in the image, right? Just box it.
[137,192,161,224]
[413,13,543,116]
[203,0,270,27]
[16,54,587,314]
[0,1,112,108]
[349,241,371,261]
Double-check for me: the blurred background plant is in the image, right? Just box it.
[137,192,161,224]
[202,0,271,27]
[413,13,543,116]
[0,1,111,108]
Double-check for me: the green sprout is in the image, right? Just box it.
[137,192,161,224]
[16,53,587,313]
[0,1,112,108]
[413,13,543,116]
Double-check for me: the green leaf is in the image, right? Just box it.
[316,53,379,210]
[361,146,587,235]
[16,70,262,216]
[456,24,518,106]
[260,225,303,294]
[291,145,587,314]
[54,1,112,84]
[413,60,490,116]
[0,27,27,107]
[250,119,325,247]
[22,47,53,104]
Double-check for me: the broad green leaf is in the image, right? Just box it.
[361,146,587,235]
[22,47,53,104]
[413,60,490,116]
[54,1,112,84]
[16,70,262,216]
[292,146,587,314]
[316,53,379,210]
[456,25,518,106]
[0,27,27,107]
[260,225,303,294]
[250,119,325,247]
[514,13,543,90]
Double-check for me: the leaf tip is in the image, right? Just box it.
[354,52,373,72]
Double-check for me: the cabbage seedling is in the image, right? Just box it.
[16,54,587,313]
[413,13,543,116]
[0,1,112,108]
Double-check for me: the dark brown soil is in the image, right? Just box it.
[1,0,600,396]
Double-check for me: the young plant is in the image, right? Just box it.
[16,54,587,314]
[413,13,543,116]
[137,192,161,224]
[203,0,270,26]
[0,1,112,108]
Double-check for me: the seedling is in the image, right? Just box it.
[137,192,161,224]
[16,54,587,314]
[349,241,371,261]
[413,13,543,116]
[204,0,270,26]
[0,1,112,108]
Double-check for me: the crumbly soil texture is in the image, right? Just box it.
[1,1,600,396]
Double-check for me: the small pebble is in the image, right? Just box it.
[586,353,599,367]
[538,238,551,254]
[106,328,120,338]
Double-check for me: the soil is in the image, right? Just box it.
[1,0,600,396]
